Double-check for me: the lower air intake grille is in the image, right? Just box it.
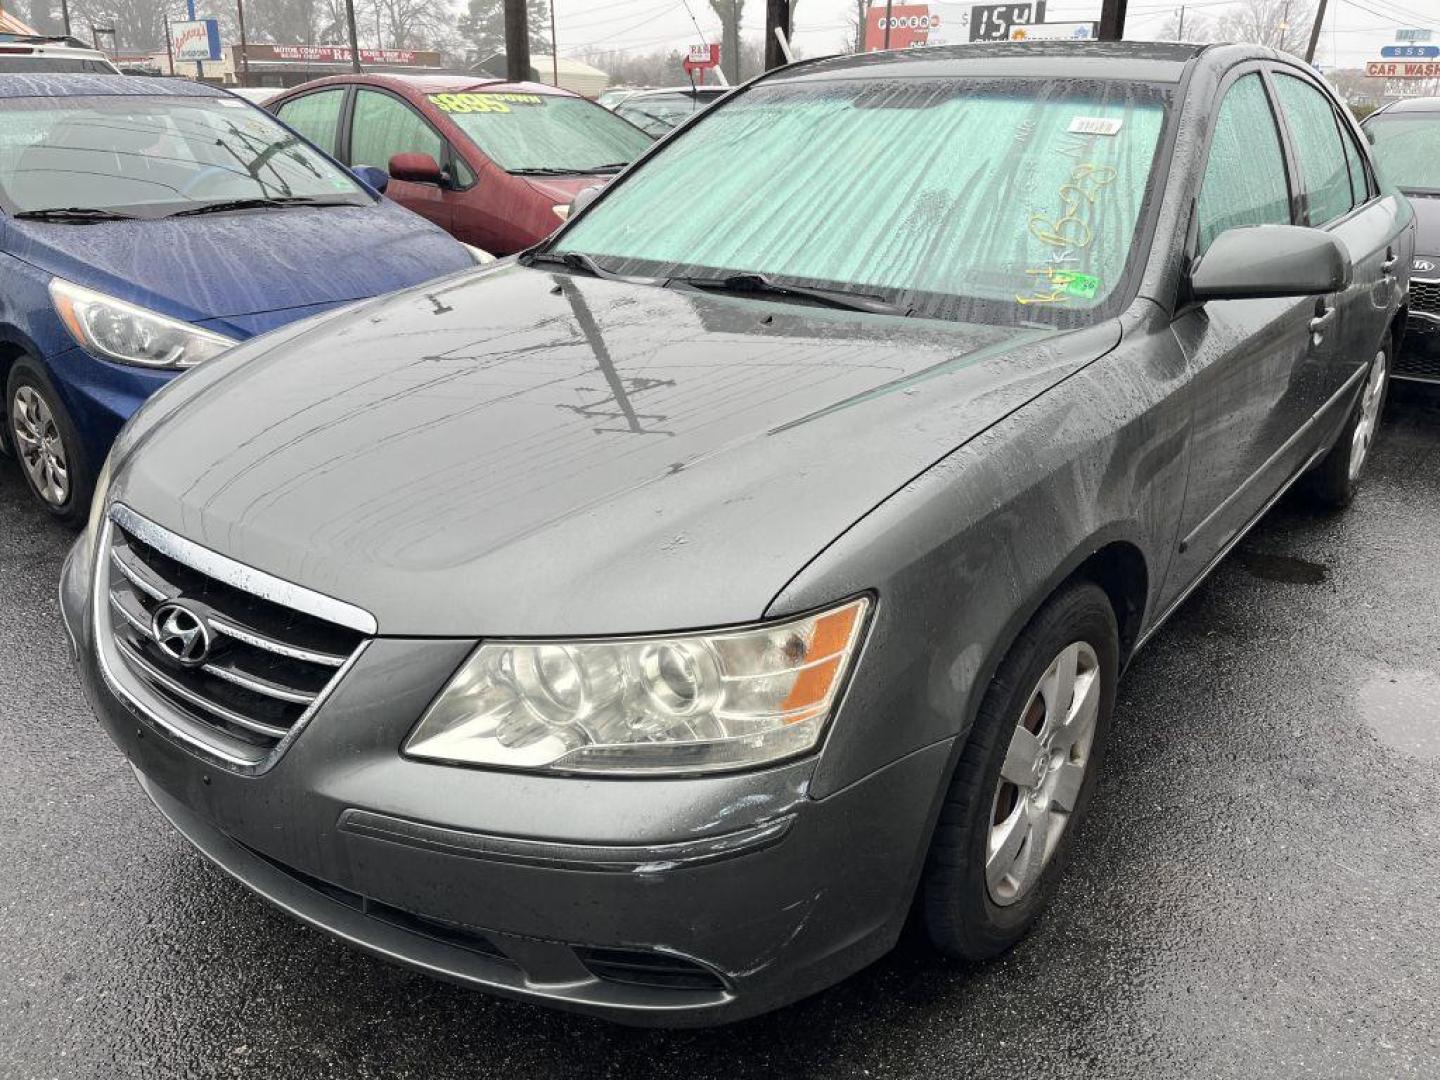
[1412,277,1440,319]
[96,505,370,768]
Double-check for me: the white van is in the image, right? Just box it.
[0,35,121,73]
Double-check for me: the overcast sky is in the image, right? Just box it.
[550,0,1439,71]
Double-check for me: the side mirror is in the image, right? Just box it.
[567,184,605,219]
[1190,224,1352,301]
[350,164,389,194]
[388,152,444,185]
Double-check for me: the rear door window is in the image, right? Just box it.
[1195,73,1292,254]
[275,89,345,155]
[350,88,444,171]
[1273,74,1354,225]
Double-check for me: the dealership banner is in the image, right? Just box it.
[864,2,1046,50]
[241,43,441,66]
[171,19,221,62]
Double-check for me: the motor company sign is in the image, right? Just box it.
[1366,60,1440,78]
[245,43,438,65]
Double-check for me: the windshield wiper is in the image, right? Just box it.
[587,162,630,173]
[509,167,583,177]
[168,196,358,217]
[525,250,636,282]
[12,207,137,222]
[668,272,910,316]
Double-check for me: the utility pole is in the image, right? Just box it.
[504,0,531,83]
[343,0,362,72]
[763,0,791,70]
[1303,0,1326,63]
[59,0,72,39]
[1277,0,1290,50]
[856,0,865,52]
[1176,4,1185,40]
[235,0,250,86]
[1097,0,1127,41]
[883,0,893,48]
[549,0,558,85]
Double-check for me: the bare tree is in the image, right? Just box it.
[1212,0,1315,56]
[708,0,743,83]
[1155,7,1212,42]
[457,0,548,66]
[362,0,454,49]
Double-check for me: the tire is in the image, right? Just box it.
[921,580,1119,961]
[5,360,92,527]
[1306,341,1390,511]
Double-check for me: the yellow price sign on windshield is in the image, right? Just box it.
[429,93,544,115]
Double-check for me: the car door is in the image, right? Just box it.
[272,87,347,157]
[1271,69,1409,381]
[1166,68,1344,590]
[347,87,456,235]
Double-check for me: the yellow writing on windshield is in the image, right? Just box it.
[1017,162,1116,306]
[429,93,544,115]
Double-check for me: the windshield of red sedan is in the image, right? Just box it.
[0,94,367,216]
[429,91,653,174]
[553,77,1170,326]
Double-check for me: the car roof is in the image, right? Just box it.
[770,40,1222,85]
[0,73,225,98]
[1371,96,1440,116]
[275,73,581,98]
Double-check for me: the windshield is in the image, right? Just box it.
[1365,112,1440,194]
[428,91,653,173]
[0,94,369,217]
[553,77,1169,326]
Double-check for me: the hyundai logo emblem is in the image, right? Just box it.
[1415,259,1436,274]
[151,601,212,667]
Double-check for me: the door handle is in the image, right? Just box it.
[1381,253,1398,275]
[1309,306,1336,333]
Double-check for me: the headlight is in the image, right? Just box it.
[405,597,870,776]
[50,279,237,369]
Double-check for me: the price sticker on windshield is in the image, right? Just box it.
[429,92,544,115]
[1068,116,1122,136]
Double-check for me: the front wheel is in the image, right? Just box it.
[1307,344,1389,510]
[6,361,92,526]
[920,581,1119,961]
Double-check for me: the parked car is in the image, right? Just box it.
[227,86,282,106]
[612,85,728,137]
[0,33,119,73]
[268,75,654,254]
[1363,97,1440,382]
[0,74,477,522]
[62,42,1410,1026]
[596,86,650,110]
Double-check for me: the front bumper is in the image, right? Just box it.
[60,538,951,1026]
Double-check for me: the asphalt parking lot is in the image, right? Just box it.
[2,386,1438,1080]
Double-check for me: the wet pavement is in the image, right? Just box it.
[2,388,1438,1080]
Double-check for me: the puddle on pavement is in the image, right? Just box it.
[1358,669,1440,760]
[1234,550,1328,585]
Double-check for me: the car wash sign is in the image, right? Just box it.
[171,19,221,62]
[864,2,1045,50]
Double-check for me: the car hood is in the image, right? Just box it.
[111,264,1120,637]
[520,175,612,204]
[2,201,472,325]
[1408,191,1440,260]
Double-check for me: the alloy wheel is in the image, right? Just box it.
[1348,348,1388,483]
[987,641,1102,906]
[10,385,70,507]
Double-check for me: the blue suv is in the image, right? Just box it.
[0,74,477,522]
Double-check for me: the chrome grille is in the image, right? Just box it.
[95,505,371,769]
[1413,277,1440,319]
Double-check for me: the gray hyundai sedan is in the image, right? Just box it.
[60,42,1411,1025]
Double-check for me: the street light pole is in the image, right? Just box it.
[764,0,791,70]
[504,0,531,83]
[883,0,893,49]
[59,0,72,38]
[1097,0,1128,41]
[343,0,362,72]
[1303,0,1327,63]
[549,0,558,85]
[235,0,251,86]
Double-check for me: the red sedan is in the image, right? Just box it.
[268,75,653,255]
